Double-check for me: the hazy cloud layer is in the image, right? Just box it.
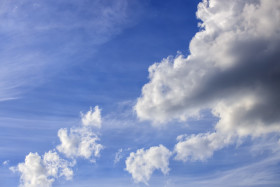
[135,0,280,162]
[125,145,172,184]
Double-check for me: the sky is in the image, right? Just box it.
[0,0,280,186]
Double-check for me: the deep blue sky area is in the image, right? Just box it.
[0,0,280,187]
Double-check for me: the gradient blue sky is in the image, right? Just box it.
[1,0,280,187]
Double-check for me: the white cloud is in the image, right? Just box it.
[174,132,234,162]
[10,151,74,187]
[11,106,104,186]
[81,106,102,128]
[114,148,123,165]
[57,107,103,161]
[125,145,172,185]
[2,160,9,166]
[136,0,280,126]
[56,127,103,161]
[135,0,280,161]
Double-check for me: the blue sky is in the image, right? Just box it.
[1,0,280,186]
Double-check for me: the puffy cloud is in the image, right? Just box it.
[174,94,280,162]
[136,0,280,127]
[57,106,103,161]
[81,106,102,128]
[135,0,280,160]
[10,151,73,187]
[11,106,103,186]
[174,132,234,162]
[125,145,172,184]
[56,127,103,161]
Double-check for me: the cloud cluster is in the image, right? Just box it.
[10,151,73,187]
[56,127,102,162]
[57,106,103,161]
[125,145,172,184]
[135,0,280,162]
[12,106,103,187]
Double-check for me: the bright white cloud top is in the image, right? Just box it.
[136,0,280,127]
[81,106,102,128]
[125,145,172,184]
[57,106,103,161]
[56,127,103,161]
[135,0,280,165]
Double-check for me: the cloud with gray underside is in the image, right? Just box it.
[134,0,280,168]
[135,0,280,134]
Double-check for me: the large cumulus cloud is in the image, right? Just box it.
[136,0,280,127]
[135,0,280,162]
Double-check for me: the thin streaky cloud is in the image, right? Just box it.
[0,0,141,101]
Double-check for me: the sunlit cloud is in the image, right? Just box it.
[11,106,103,187]
[135,0,280,167]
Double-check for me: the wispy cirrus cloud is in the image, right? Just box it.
[171,151,280,187]
[0,0,142,100]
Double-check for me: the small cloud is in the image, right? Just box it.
[174,132,234,162]
[10,151,74,187]
[56,127,103,161]
[57,106,103,161]
[125,145,172,185]
[81,106,102,128]
[114,149,123,165]
[2,160,9,166]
